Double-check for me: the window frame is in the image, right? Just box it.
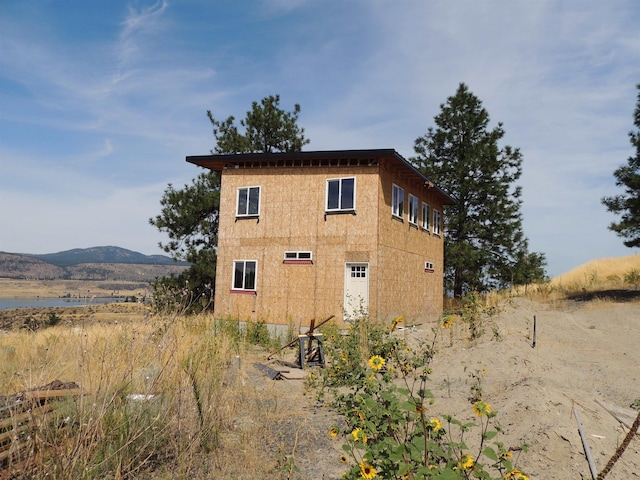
[236,186,261,218]
[231,259,257,292]
[408,194,419,226]
[392,184,404,219]
[433,209,442,236]
[421,202,431,232]
[326,177,356,213]
[283,251,313,264]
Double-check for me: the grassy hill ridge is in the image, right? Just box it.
[0,247,190,281]
[25,245,187,267]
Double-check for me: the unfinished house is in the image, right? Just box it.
[187,149,455,325]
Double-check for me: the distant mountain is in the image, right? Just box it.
[0,247,191,281]
[25,246,188,267]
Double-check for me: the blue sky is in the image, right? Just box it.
[1,1,639,278]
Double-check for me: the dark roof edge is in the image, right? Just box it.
[186,148,398,163]
[186,149,456,204]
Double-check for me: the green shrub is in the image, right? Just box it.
[312,314,529,479]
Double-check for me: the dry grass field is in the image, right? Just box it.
[0,278,150,298]
[0,254,639,479]
[551,253,640,290]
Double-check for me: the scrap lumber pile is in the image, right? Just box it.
[0,380,80,472]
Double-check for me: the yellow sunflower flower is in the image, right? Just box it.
[368,355,386,371]
[359,461,377,479]
[428,418,442,432]
[473,401,492,417]
[505,469,529,480]
[458,454,474,470]
[441,315,454,328]
[351,427,368,443]
[391,315,404,330]
[329,426,339,438]
[340,454,348,464]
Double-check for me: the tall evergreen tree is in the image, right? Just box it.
[150,95,309,311]
[413,83,545,297]
[601,84,640,248]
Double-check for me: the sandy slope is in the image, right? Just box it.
[253,297,640,479]
[425,297,640,479]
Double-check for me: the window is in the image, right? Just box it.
[237,186,260,217]
[232,260,257,291]
[350,265,367,278]
[421,202,431,231]
[433,209,441,235]
[425,261,435,272]
[283,251,313,264]
[326,178,355,212]
[392,184,404,218]
[408,194,418,225]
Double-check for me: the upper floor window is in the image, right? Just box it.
[408,194,419,225]
[421,202,431,231]
[237,186,260,217]
[233,260,257,291]
[326,177,355,212]
[433,209,441,236]
[392,184,404,219]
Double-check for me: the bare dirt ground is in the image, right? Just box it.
[250,297,640,479]
[1,296,638,479]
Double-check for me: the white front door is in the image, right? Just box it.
[344,263,369,320]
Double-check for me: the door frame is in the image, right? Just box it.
[343,262,370,320]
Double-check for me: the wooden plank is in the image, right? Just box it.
[253,363,283,380]
[23,388,81,401]
[595,399,638,430]
[279,369,306,380]
[0,404,54,430]
[0,423,29,445]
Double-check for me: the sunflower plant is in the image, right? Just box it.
[314,315,529,479]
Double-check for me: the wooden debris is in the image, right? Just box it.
[0,381,80,472]
[595,398,638,430]
[253,363,283,380]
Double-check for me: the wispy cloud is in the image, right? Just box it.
[1,0,639,274]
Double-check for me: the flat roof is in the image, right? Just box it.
[186,149,456,204]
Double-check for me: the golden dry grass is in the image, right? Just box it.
[551,253,640,287]
[0,311,324,479]
[0,278,149,298]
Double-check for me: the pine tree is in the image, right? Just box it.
[602,84,640,248]
[413,83,545,297]
[150,95,308,311]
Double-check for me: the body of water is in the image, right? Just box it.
[0,297,125,310]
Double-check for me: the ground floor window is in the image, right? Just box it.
[284,251,313,264]
[233,260,257,291]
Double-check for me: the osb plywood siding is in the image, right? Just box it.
[375,164,445,322]
[214,166,381,323]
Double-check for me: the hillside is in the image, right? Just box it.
[551,253,640,286]
[0,247,190,282]
[26,246,186,267]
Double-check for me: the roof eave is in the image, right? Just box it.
[186,149,456,205]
